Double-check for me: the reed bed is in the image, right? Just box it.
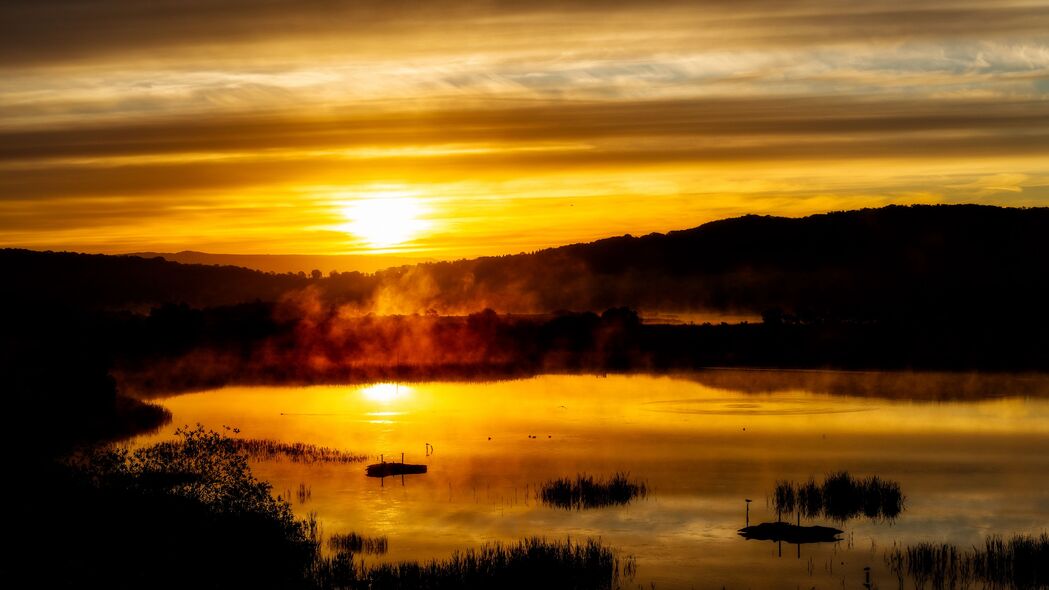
[539,473,648,510]
[772,471,904,522]
[311,537,634,590]
[885,533,1049,589]
[230,438,367,464]
[328,532,389,555]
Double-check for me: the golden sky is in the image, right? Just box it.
[2,0,1048,258]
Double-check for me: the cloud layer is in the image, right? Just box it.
[2,0,1047,255]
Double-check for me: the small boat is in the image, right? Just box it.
[366,461,427,478]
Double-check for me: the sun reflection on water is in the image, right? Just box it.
[359,382,410,404]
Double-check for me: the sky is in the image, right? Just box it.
[2,0,1048,258]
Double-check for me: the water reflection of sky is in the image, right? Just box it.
[138,372,1049,589]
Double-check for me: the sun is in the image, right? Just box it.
[340,192,432,249]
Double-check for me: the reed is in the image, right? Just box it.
[885,533,1048,589]
[230,438,367,464]
[538,472,648,510]
[772,471,904,523]
[311,536,634,590]
[328,532,389,555]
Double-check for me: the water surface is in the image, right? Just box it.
[138,372,1049,589]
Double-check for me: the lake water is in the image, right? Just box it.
[137,371,1049,589]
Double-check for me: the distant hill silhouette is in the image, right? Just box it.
[3,204,1047,319]
[127,251,430,275]
[0,249,311,309]
[372,204,1048,319]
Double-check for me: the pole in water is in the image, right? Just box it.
[745,498,752,527]
[401,452,404,464]
[863,566,871,589]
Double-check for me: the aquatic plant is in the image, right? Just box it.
[539,472,648,510]
[311,536,634,590]
[796,477,824,519]
[328,532,389,555]
[885,533,1049,589]
[772,471,904,523]
[297,482,312,504]
[230,438,367,464]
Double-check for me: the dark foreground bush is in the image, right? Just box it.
[26,426,319,589]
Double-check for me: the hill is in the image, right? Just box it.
[365,204,1049,320]
[126,251,430,275]
[3,204,1047,319]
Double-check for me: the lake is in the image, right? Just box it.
[135,371,1049,589]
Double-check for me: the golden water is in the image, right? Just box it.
[138,372,1049,588]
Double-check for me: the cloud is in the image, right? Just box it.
[2,1,1048,67]
[2,95,1047,165]
[1,0,1047,255]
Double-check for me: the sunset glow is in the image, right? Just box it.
[8,4,1049,586]
[1,1,1046,259]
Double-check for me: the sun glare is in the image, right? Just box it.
[358,383,409,404]
[340,193,431,249]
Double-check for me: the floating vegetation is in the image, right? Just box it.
[328,532,389,555]
[885,533,1049,590]
[365,461,427,478]
[772,471,904,523]
[539,472,648,510]
[738,522,843,544]
[312,537,634,590]
[229,438,367,464]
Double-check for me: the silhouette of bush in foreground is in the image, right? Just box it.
[539,473,648,510]
[62,425,318,588]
